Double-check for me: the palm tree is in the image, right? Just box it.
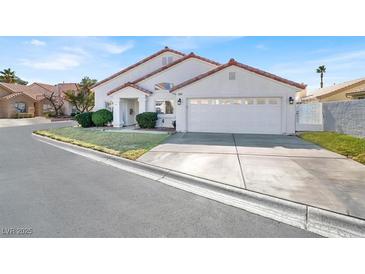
[0,68,16,83]
[65,76,97,113]
[79,76,97,94]
[0,68,28,85]
[316,65,326,88]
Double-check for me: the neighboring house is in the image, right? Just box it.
[0,82,79,118]
[29,82,79,116]
[0,83,43,118]
[300,77,365,103]
[93,47,306,134]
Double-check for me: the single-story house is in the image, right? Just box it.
[29,82,79,116]
[300,77,365,103]
[0,82,43,118]
[92,47,306,135]
[0,82,79,118]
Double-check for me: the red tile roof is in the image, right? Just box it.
[0,82,33,93]
[107,52,220,96]
[0,83,40,100]
[0,92,24,101]
[170,59,307,92]
[0,82,79,102]
[93,47,186,88]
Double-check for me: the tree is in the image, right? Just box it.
[0,68,28,85]
[0,68,16,83]
[316,65,326,88]
[65,76,97,113]
[43,91,65,117]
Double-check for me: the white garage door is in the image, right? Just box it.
[187,97,282,134]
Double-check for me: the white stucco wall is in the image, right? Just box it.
[93,52,184,110]
[174,66,300,134]
[109,57,217,128]
[137,58,217,91]
[137,57,217,128]
[110,87,147,127]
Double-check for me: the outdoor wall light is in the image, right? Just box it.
[289,97,294,104]
[177,98,182,105]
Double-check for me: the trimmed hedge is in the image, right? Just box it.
[136,112,158,128]
[92,109,113,127]
[75,112,94,128]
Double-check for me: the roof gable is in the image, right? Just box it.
[107,53,220,96]
[93,47,186,88]
[170,59,306,92]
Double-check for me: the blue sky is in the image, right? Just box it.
[1,36,365,91]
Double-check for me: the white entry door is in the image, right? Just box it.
[187,97,282,134]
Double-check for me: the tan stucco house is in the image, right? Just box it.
[0,82,78,118]
[300,77,365,103]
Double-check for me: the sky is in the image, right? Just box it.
[1,36,365,92]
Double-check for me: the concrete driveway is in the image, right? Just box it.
[138,133,365,219]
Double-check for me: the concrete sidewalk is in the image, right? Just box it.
[138,133,365,220]
[0,117,52,128]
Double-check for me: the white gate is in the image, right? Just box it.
[296,103,323,131]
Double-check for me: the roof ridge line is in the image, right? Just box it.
[92,47,187,88]
[107,53,220,96]
[170,59,306,92]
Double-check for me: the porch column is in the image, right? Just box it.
[112,98,122,127]
[138,96,147,113]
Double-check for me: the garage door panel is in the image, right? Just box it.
[187,97,282,134]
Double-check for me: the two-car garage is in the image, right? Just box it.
[187,97,283,134]
[172,59,305,135]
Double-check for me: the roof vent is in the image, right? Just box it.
[228,58,236,64]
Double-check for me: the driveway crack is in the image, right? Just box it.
[232,134,247,189]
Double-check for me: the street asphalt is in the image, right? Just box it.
[0,122,319,237]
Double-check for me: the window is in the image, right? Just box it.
[162,56,173,66]
[155,82,174,91]
[191,98,243,105]
[268,98,279,105]
[243,98,254,105]
[229,71,236,80]
[256,98,266,105]
[190,99,211,105]
[14,102,26,113]
[155,100,174,114]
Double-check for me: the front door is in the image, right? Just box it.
[124,99,138,126]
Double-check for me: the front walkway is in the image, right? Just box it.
[137,133,365,220]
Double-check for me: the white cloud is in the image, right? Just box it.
[160,36,240,50]
[29,39,46,46]
[62,46,88,56]
[20,53,81,70]
[256,44,268,50]
[101,41,134,54]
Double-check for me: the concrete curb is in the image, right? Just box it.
[32,133,365,238]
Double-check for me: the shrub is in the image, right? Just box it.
[75,112,94,128]
[91,109,113,127]
[136,112,158,128]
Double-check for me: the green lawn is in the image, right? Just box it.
[299,131,365,164]
[34,127,169,160]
